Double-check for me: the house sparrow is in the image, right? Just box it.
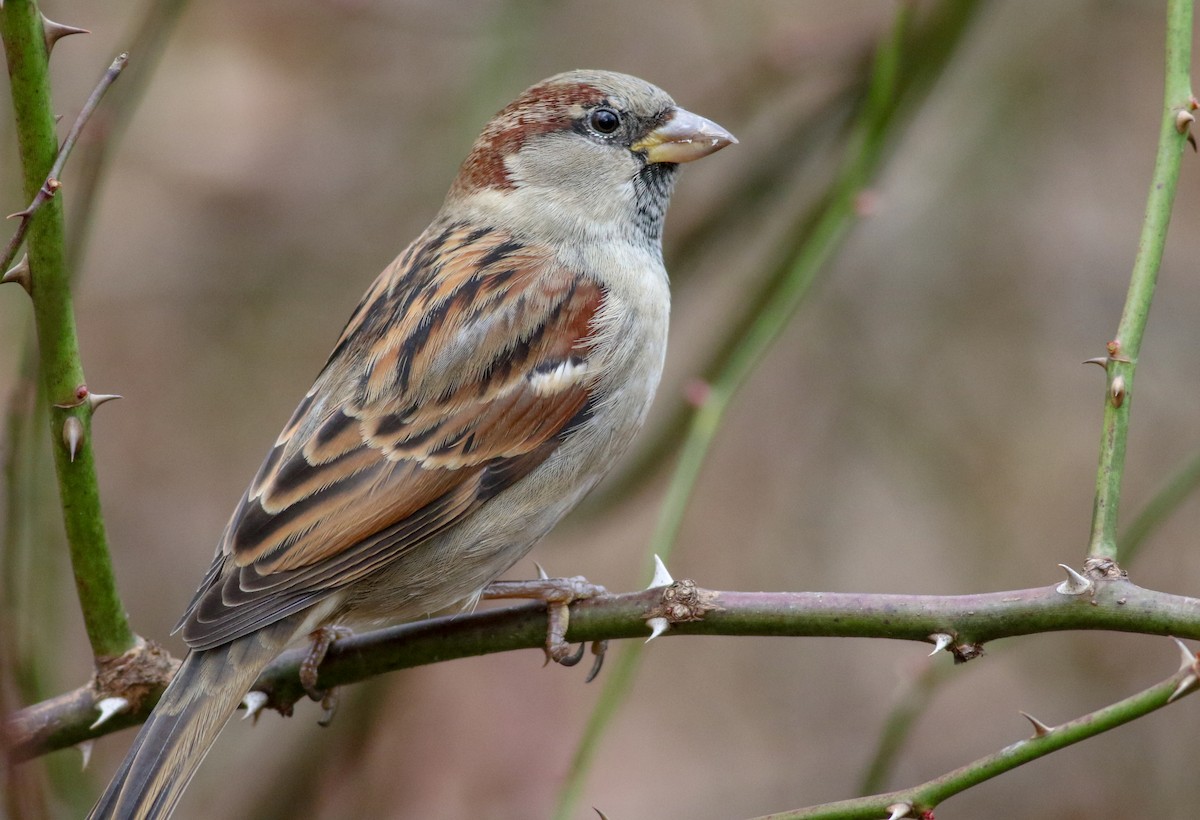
[90,69,734,819]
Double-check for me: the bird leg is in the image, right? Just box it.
[299,625,354,726]
[480,573,609,681]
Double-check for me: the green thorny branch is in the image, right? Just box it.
[1,0,134,658]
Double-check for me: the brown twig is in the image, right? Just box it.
[0,52,128,275]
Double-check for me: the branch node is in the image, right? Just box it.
[1056,564,1094,596]
[62,416,84,462]
[92,637,179,713]
[54,383,92,408]
[89,696,130,730]
[643,578,720,643]
[1018,710,1055,738]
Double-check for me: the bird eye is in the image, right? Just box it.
[588,107,621,135]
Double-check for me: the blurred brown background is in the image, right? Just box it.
[3,0,1200,818]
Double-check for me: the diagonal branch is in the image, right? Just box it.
[754,640,1200,819]
[0,52,127,275]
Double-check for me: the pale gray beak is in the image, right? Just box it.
[632,107,737,164]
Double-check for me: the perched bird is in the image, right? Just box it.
[90,69,734,819]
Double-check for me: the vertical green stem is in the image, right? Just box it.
[2,0,135,657]
[1088,0,1194,560]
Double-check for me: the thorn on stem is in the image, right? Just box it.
[41,13,90,53]
[1081,356,1108,368]
[927,632,953,656]
[643,557,681,642]
[645,616,670,643]
[2,253,31,292]
[1176,109,1196,135]
[89,696,130,729]
[88,392,123,411]
[886,802,914,820]
[1055,563,1094,596]
[63,417,84,462]
[647,554,674,589]
[1168,673,1197,704]
[1171,636,1196,671]
[1018,710,1054,738]
[77,740,94,770]
[241,690,268,722]
[1109,375,1126,408]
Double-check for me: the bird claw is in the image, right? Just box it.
[299,625,353,710]
[550,641,587,667]
[482,573,609,678]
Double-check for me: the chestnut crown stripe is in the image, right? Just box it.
[450,75,676,196]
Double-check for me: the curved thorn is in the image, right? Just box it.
[1055,563,1094,596]
[533,561,549,581]
[593,809,611,820]
[62,417,84,462]
[647,554,674,589]
[645,616,670,643]
[928,632,953,656]
[1018,710,1054,738]
[78,739,94,770]
[1176,109,1196,134]
[1171,636,1196,671]
[1082,356,1108,368]
[241,690,269,722]
[89,696,130,730]
[886,802,914,820]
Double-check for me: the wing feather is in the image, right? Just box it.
[177,221,603,648]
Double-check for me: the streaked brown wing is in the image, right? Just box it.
[178,222,603,650]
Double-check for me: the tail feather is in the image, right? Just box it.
[88,618,299,820]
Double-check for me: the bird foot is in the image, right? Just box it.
[481,573,609,681]
[300,625,353,724]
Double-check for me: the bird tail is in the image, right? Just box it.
[88,618,298,820]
